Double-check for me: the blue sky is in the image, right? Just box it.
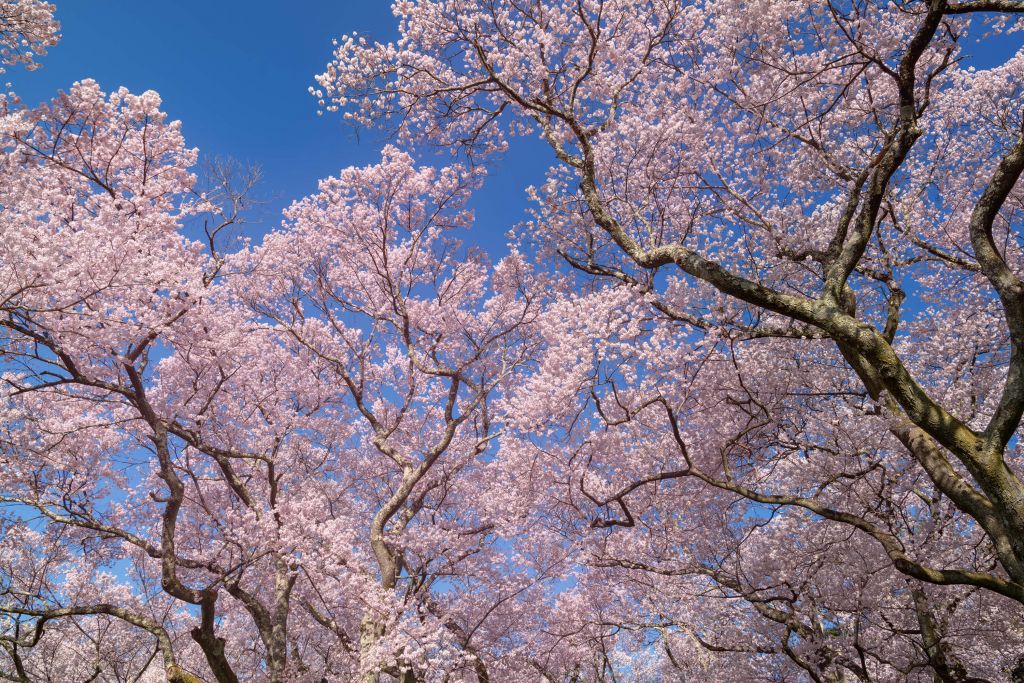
[8,1,547,257]
[6,2,1019,260]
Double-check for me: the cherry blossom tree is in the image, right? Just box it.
[0,67,538,683]
[315,0,1024,679]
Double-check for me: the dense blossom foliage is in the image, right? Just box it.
[4,0,1024,681]
[0,1,56,73]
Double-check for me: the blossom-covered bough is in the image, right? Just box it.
[315,0,1024,679]
[0,1,57,73]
